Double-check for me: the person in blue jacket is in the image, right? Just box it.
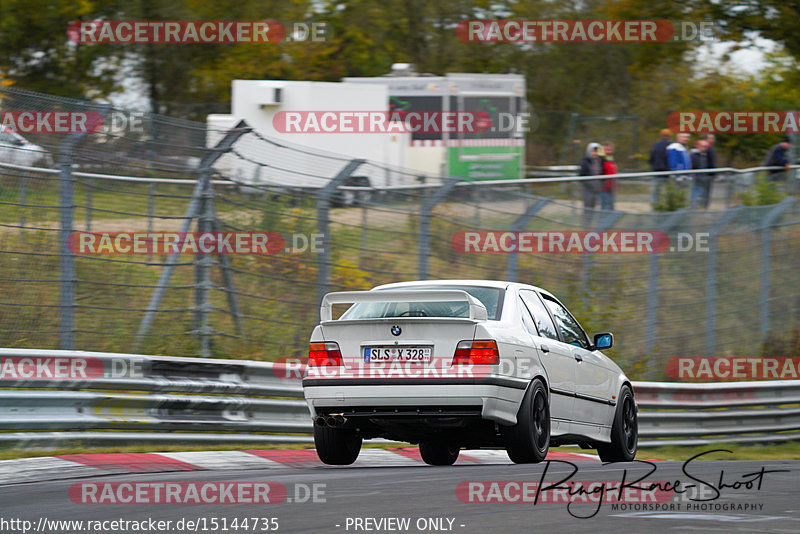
[667,132,692,183]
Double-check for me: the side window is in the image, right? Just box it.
[518,297,538,335]
[542,295,589,349]
[519,290,559,341]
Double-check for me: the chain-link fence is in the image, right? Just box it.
[1,87,799,380]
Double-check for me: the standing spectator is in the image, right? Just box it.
[667,132,692,182]
[690,139,712,208]
[649,129,672,171]
[764,136,793,182]
[702,133,717,169]
[579,142,603,225]
[600,140,617,211]
[700,134,717,200]
[649,128,672,202]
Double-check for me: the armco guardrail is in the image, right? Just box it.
[633,381,800,447]
[0,348,310,447]
[1,349,798,448]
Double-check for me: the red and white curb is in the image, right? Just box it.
[0,448,599,486]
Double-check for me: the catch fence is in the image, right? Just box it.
[1,87,799,380]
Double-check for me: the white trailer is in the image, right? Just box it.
[208,80,415,188]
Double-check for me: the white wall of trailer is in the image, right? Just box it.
[207,80,419,188]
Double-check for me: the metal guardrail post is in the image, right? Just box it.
[705,206,742,356]
[315,159,365,307]
[506,198,550,282]
[760,197,797,337]
[644,209,687,362]
[135,120,251,351]
[418,176,460,279]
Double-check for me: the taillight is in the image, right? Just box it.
[308,342,342,366]
[453,340,500,365]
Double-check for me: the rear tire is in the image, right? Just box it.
[419,441,460,466]
[314,425,362,465]
[597,385,637,462]
[503,379,550,463]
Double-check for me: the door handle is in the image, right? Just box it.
[574,353,583,362]
[540,344,550,353]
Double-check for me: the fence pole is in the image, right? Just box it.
[724,172,735,208]
[506,198,550,282]
[18,173,26,240]
[418,176,459,279]
[210,199,243,337]
[135,120,250,351]
[147,183,154,263]
[85,178,93,231]
[360,201,368,263]
[315,159,365,307]
[194,171,215,357]
[644,209,687,361]
[57,104,110,349]
[760,197,796,338]
[580,211,623,307]
[58,135,82,350]
[705,207,742,356]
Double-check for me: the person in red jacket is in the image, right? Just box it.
[600,141,617,211]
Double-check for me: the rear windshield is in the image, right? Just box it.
[340,285,505,320]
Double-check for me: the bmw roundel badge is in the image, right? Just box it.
[391,325,402,336]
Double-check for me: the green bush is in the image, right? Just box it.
[739,176,785,206]
[652,180,688,212]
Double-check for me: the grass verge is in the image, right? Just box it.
[1,441,799,462]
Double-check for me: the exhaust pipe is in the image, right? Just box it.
[314,415,328,427]
[315,414,348,427]
[330,414,346,426]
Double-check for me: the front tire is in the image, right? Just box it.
[314,425,362,465]
[502,379,550,463]
[419,441,460,466]
[597,385,637,462]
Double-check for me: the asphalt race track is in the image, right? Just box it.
[1,452,798,534]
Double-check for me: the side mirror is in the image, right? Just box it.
[593,332,613,350]
[12,138,24,146]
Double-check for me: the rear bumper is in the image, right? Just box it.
[302,376,529,425]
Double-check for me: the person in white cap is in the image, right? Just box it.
[579,142,604,223]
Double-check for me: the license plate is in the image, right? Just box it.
[363,346,432,362]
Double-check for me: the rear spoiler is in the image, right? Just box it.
[320,290,488,322]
